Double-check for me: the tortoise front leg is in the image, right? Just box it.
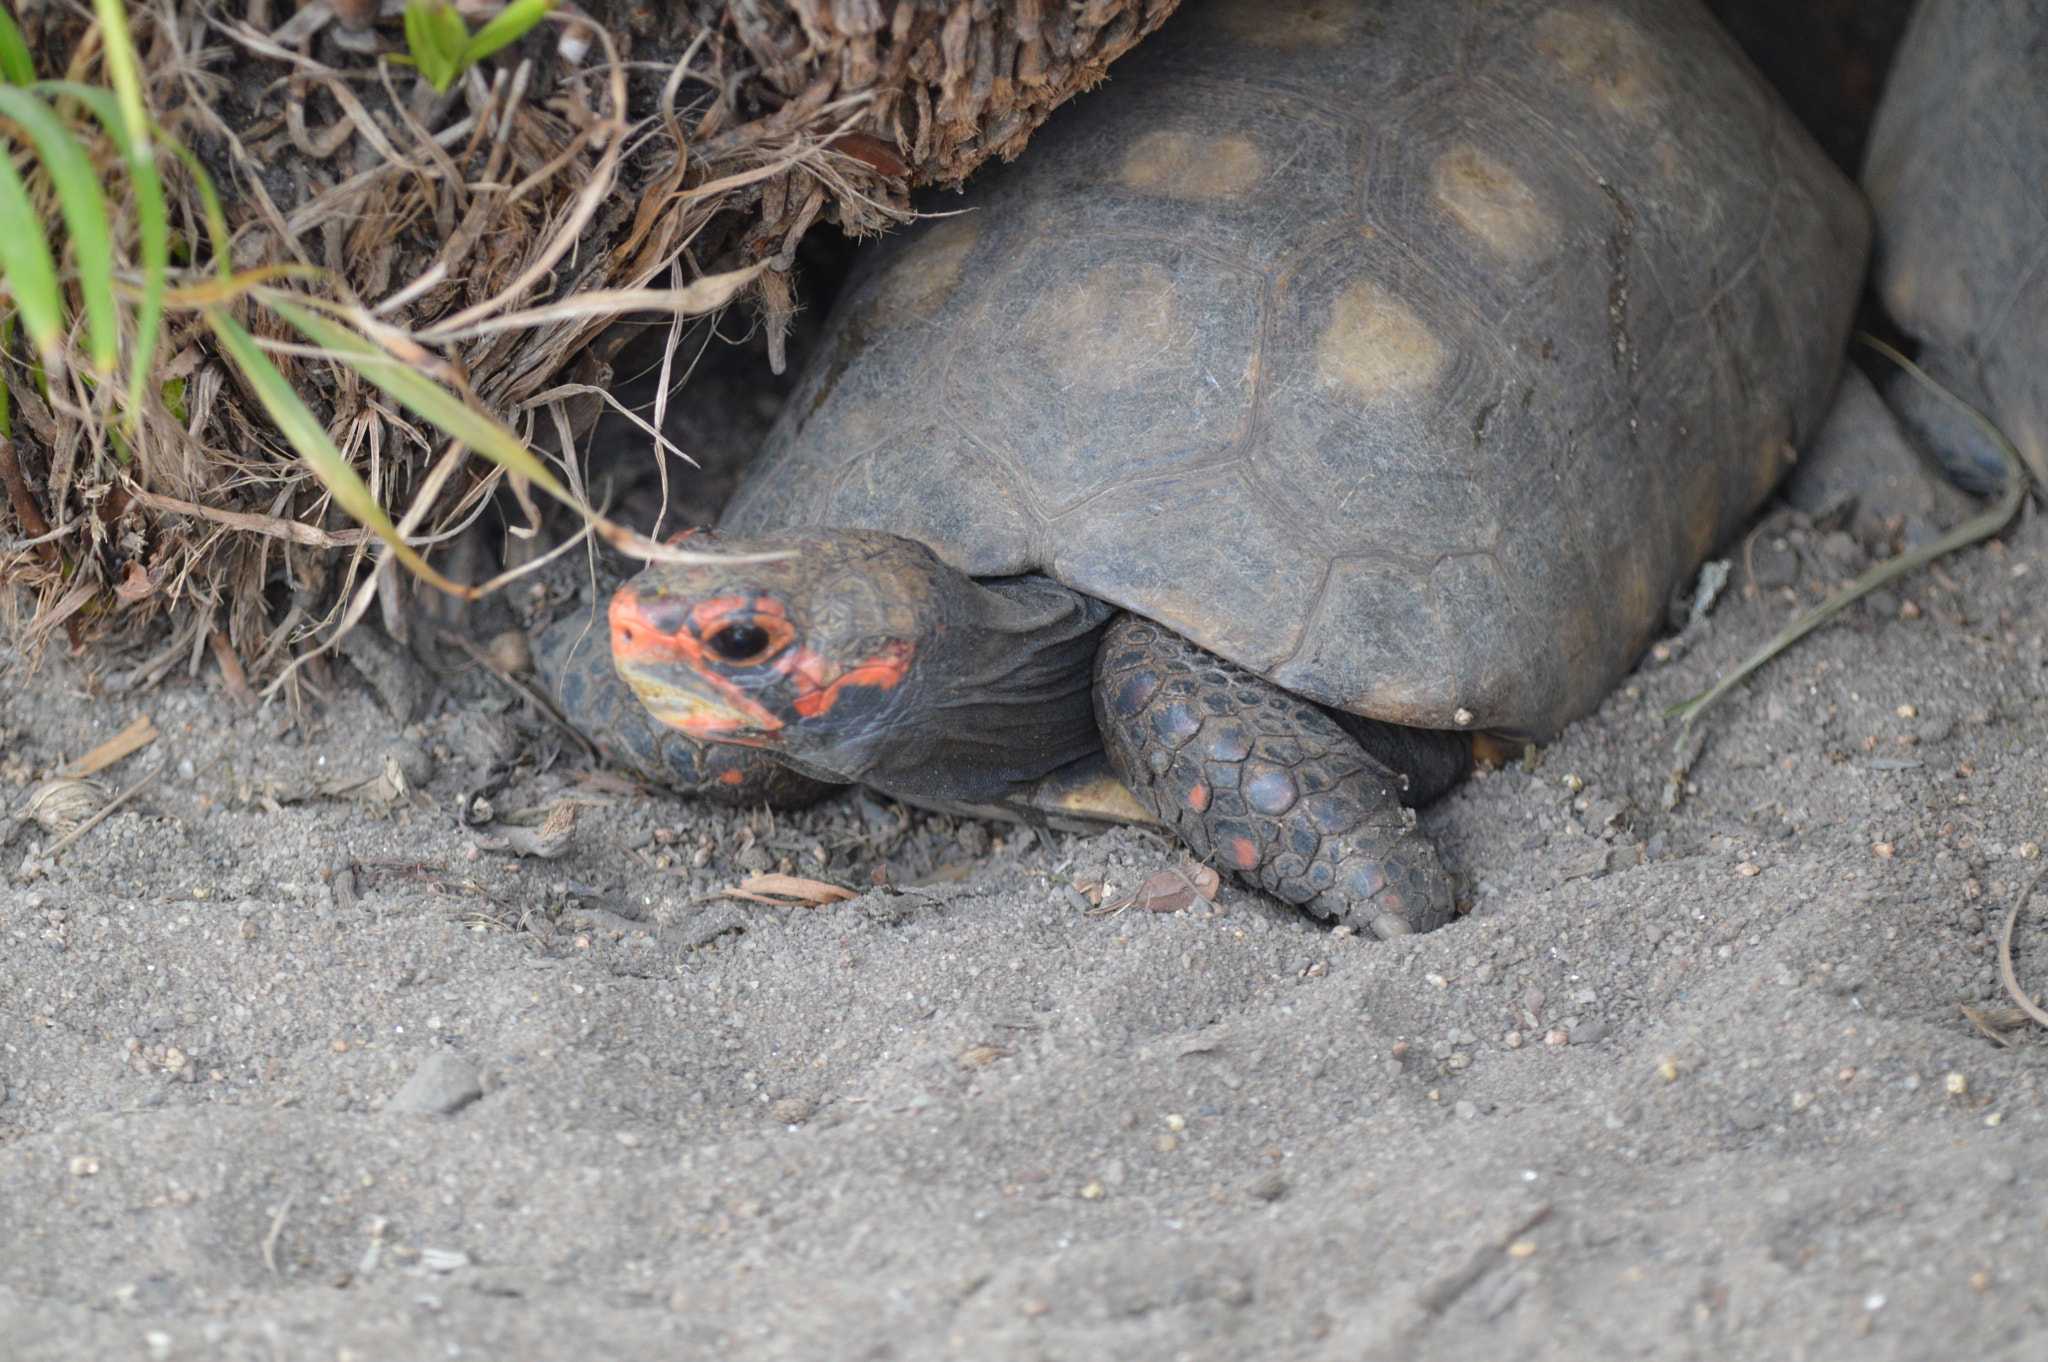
[1094,616,1461,937]
[534,614,838,808]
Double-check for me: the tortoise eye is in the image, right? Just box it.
[706,620,775,664]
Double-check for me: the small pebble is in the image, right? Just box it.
[487,630,534,675]
[385,1053,483,1117]
[1453,1100,1477,1121]
[1570,1020,1610,1045]
[1245,1173,1288,1202]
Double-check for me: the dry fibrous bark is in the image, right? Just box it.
[0,0,1177,691]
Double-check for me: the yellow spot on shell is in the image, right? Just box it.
[1535,6,1663,120]
[868,216,978,326]
[1028,260,1182,394]
[1317,278,1446,403]
[1205,0,1354,46]
[1121,129,1263,200]
[1432,144,1554,262]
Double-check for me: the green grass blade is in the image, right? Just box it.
[0,7,36,86]
[0,86,119,374]
[266,294,578,506]
[86,0,161,420]
[462,0,559,65]
[0,148,65,358]
[206,307,472,596]
[405,0,468,93]
[89,0,152,155]
[44,82,169,428]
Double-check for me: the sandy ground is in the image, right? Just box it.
[4,437,2048,1362]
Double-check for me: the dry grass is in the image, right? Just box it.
[0,0,1177,696]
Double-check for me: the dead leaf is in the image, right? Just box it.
[830,132,910,177]
[1098,863,1224,916]
[62,715,158,777]
[474,803,578,859]
[910,860,977,886]
[113,560,153,603]
[723,874,856,906]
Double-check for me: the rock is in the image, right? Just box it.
[386,1053,483,1117]
[1729,1104,1769,1132]
[488,630,534,675]
[385,738,436,788]
[335,624,432,723]
[1750,536,1800,589]
[1569,1019,1611,1045]
[1244,1173,1288,1203]
[771,1096,817,1125]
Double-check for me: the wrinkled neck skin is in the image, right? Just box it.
[792,573,1114,804]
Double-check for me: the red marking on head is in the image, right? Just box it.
[609,589,784,736]
[778,640,914,719]
[718,768,746,785]
[1186,782,1210,812]
[1227,837,1260,870]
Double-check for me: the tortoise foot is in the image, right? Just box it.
[533,612,839,809]
[1094,616,1459,935]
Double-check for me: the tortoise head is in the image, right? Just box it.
[607,529,943,778]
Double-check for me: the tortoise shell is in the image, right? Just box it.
[722,0,1868,737]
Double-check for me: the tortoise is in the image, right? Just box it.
[1862,0,2048,495]
[540,0,1867,936]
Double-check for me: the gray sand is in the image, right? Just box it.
[4,503,2047,1360]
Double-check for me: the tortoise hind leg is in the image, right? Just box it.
[1094,616,1462,937]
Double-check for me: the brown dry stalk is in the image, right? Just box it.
[3,0,1180,686]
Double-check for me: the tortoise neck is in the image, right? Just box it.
[844,572,1115,805]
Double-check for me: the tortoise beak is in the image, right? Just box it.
[608,589,784,741]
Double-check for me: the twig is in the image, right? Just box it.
[1997,865,2048,1030]
[260,1192,295,1281]
[41,759,168,859]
